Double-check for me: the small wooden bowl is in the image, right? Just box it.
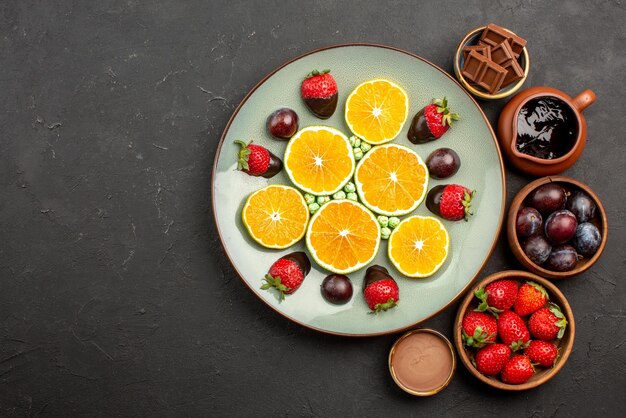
[453,26,529,101]
[453,270,575,391]
[507,176,608,279]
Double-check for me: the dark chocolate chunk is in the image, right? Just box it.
[304,93,338,119]
[462,50,487,82]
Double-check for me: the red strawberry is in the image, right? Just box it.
[461,311,497,348]
[235,140,282,178]
[475,279,519,316]
[514,281,548,316]
[300,69,338,119]
[426,184,474,221]
[497,310,530,349]
[525,340,558,367]
[528,303,568,341]
[407,97,460,143]
[474,343,511,376]
[362,265,399,313]
[501,355,534,384]
[261,252,311,301]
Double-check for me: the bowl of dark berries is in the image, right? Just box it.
[507,176,608,279]
[454,270,575,391]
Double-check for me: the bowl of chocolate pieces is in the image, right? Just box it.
[454,24,529,100]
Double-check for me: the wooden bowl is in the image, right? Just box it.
[453,26,529,101]
[453,270,575,391]
[507,176,608,279]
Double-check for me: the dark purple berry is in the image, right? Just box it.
[321,274,353,305]
[426,148,461,179]
[522,235,552,265]
[545,245,578,272]
[566,191,597,223]
[572,223,602,257]
[528,184,567,215]
[516,207,543,238]
[267,108,299,140]
[545,210,578,244]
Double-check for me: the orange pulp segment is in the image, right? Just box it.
[306,200,380,274]
[242,184,309,249]
[355,144,428,216]
[388,216,449,278]
[284,126,355,195]
[345,79,409,144]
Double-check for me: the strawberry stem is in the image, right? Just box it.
[234,140,252,171]
[261,274,290,301]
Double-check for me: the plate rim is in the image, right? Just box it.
[211,43,506,337]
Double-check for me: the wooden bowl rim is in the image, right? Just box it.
[507,176,608,279]
[453,270,576,391]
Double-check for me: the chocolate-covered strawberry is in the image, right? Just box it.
[407,97,460,144]
[426,184,475,221]
[235,140,282,178]
[261,252,311,301]
[363,265,399,313]
[301,69,338,119]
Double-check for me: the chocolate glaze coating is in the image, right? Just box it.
[280,251,311,276]
[262,151,283,179]
[363,264,394,291]
[407,109,436,144]
[304,93,338,119]
[425,185,446,216]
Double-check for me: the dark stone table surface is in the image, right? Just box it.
[1,1,624,416]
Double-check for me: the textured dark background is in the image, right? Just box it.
[1,0,624,416]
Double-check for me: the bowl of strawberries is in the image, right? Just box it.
[453,270,575,390]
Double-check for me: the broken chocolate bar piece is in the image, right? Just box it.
[462,50,488,81]
[476,60,507,94]
[490,41,515,66]
[462,44,491,61]
[501,57,525,87]
[480,23,527,58]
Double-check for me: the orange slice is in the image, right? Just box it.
[284,126,355,195]
[388,216,449,278]
[354,144,428,216]
[345,79,409,144]
[306,200,381,274]
[242,185,309,249]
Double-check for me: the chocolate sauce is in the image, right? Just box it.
[407,109,435,144]
[425,185,445,216]
[303,93,338,119]
[390,331,454,394]
[363,264,394,290]
[281,251,311,276]
[516,97,578,160]
[262,151,283,179]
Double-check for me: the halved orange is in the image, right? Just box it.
[242,185,309,249]
[284,126,355,195]
[355,144,428,216]
[306,200,380,274]
[345,79,409,144]
[388,216,449,278]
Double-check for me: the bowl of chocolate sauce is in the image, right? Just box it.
[388,329,456,396]
[498,86,596,176]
